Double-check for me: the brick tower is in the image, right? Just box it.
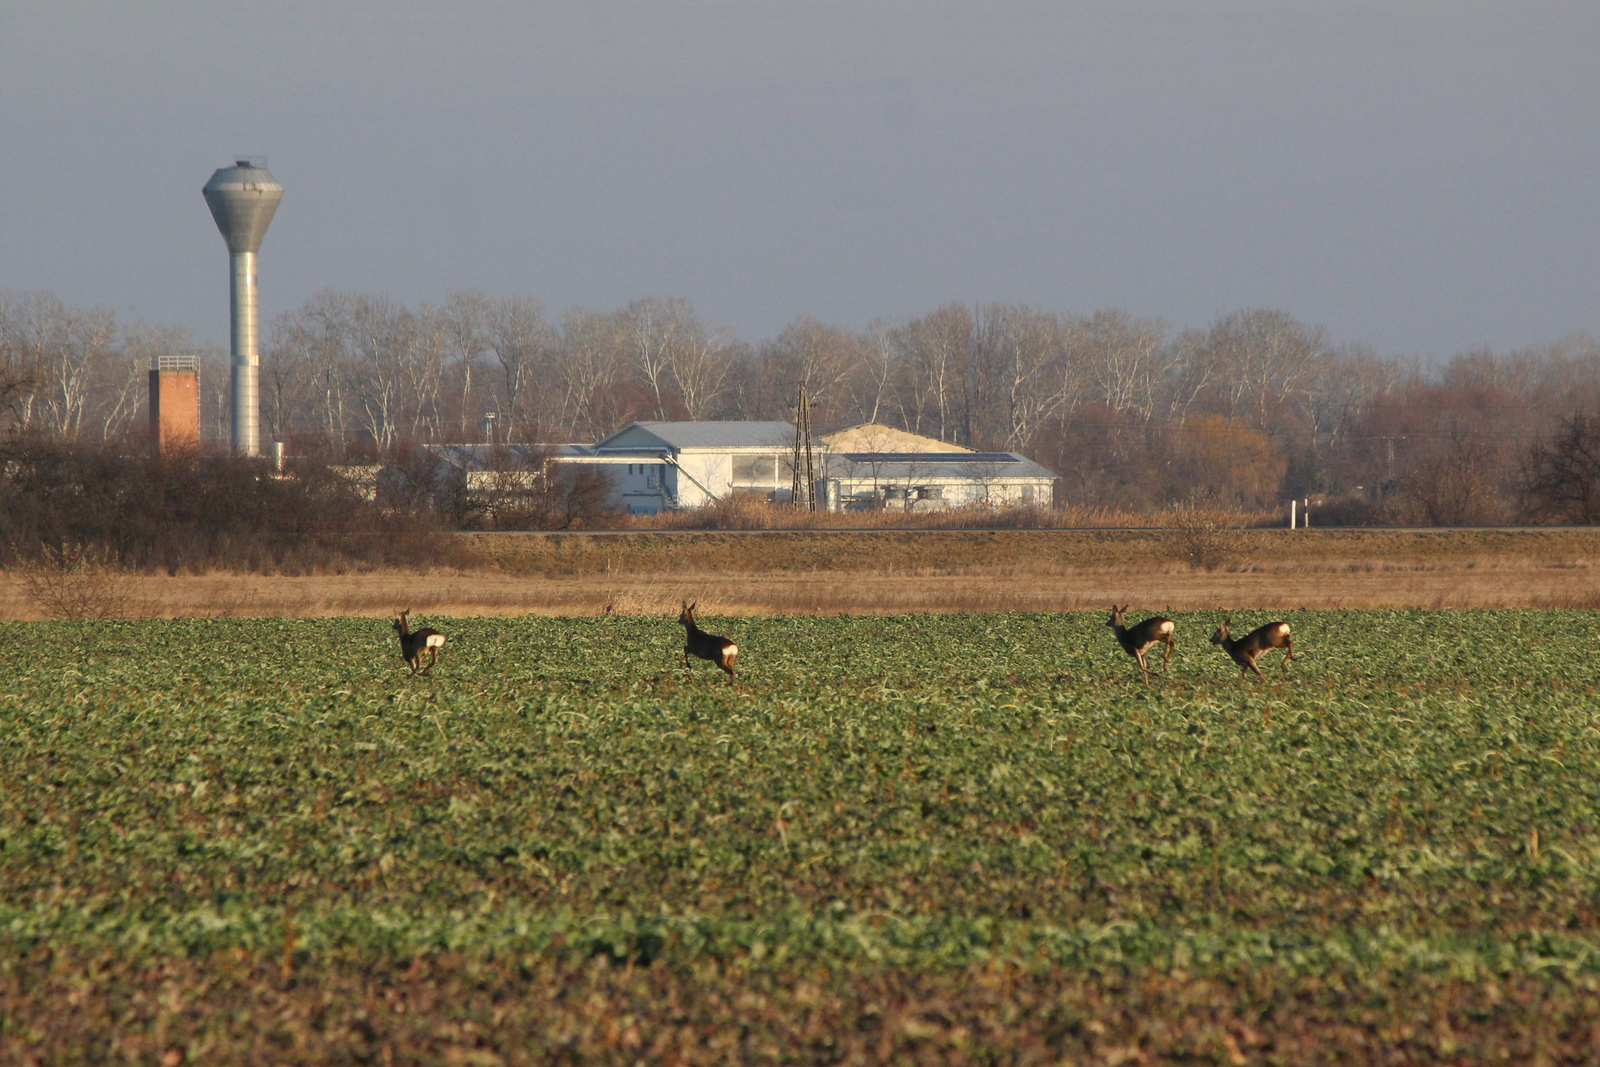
[150,355,200,454]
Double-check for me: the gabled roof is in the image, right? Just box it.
[819,423,973,453]
[595,421,796,451]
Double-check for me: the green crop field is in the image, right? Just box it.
[5,610,1600,1064]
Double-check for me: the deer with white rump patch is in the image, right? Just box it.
[1106,604,1176,682]
[393,610,446,676]
[1210,618,1294,678]
[678,600,738,679]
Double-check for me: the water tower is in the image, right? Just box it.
[203,158,283,456]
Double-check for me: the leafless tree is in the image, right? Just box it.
[488,297,554,442]
[894,303,972,443]
[1522,411,1600,523]
[1080,309,1170,421]
[754,317,864,423]
[444,290,493,440]
[557,307,630,439]
[977,304,1070,450]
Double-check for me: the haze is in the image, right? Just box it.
[2,1,1595,358]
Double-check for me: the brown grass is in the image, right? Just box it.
[2,529,1598,618]
[617,496,1186,531]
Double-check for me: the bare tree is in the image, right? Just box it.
[623,296,681,420]
[894,303,972,443]
[444,290,492,441]
[488,297,554,442]
[557,307,630,439]
[1081,309,1169,421]
[1184,308,1330,430]
[754,317,863,422]
[1,292,117,439]
[1522,411,1600,523]
[666,305,735,420]
[977,304,1071,450]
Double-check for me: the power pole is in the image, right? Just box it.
[792,382,816,510]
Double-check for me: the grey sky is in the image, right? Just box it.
[2,1,1595,358]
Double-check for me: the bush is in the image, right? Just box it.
[1166,504,1244,571]
[0,436,450,574]
[14,542,136,619]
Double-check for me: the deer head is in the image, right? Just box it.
[1210,619,1230,645]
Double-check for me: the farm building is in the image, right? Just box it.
[587,421,799,514]
[415,421,1056,515]
[815,424,1054,510]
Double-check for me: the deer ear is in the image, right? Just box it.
[689,600,698,612]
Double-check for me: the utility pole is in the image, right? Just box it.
[791,382,816,510]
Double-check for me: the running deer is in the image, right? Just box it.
[393,610,446,676]
[678,600,738,678]
[1209,618,1294,677]
[1106,604,1176,682]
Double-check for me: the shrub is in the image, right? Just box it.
[14,542,136,619]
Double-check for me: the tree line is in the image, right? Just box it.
[5,286,1600,523]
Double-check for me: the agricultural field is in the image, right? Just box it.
[4,610,1600,1063]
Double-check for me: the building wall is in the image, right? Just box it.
[612,460,672,514]
[149,369,200,454]
[833,476,1053,511]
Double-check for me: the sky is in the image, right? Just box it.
[1,1,1596,358]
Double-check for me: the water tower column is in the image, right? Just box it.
[230,249,260,455]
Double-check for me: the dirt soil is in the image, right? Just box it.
[3,529,1599,619]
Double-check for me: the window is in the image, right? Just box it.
[732,454,780,486]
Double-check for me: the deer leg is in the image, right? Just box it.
[1280,637,1295,669]
[1135,649,1149,682]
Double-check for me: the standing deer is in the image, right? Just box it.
[1209,618,1294,677]
[678,600,738,679]
[1106,604,1176,682]
[393,610,446,676]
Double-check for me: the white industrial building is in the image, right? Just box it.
[419,421,1057,515]
[587,421,799,513]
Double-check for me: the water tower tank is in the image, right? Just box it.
[203,159,283,456]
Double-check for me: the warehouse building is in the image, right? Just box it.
[419,421,1056,515]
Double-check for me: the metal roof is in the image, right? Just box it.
[827,452,1056,481]
[833,452,1023,464]
[424,443,592,471]
[595,421,796,451]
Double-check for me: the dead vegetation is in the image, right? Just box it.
[1,529,1597,618]
[1165,504,1247,572]
[14,542,138,619]
[620,495,1200,532]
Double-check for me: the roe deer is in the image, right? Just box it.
[678,600,737,678]
[1209,618,1294,677]
[393,609,446,676]
[1106,604,1176,682]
